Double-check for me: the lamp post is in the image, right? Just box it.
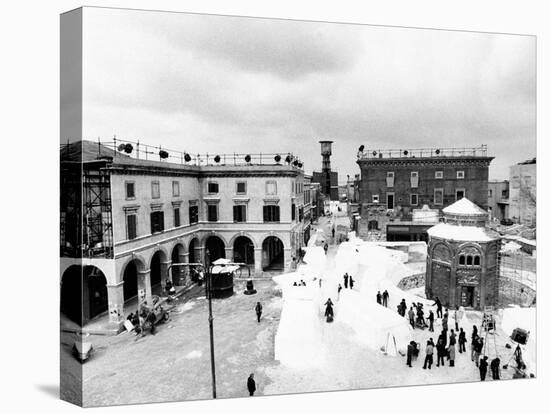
[205,251,217,399]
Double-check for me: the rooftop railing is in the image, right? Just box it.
[357,144,488,160]
[62,138,305,170]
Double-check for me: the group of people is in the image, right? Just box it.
[292,279,307,286]
[376,290,389,307]
[342,273,354,289]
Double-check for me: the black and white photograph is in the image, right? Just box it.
[57,6,539,407]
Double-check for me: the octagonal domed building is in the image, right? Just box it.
[425,198,501,310]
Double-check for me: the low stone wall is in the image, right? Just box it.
[498,276,536,307]
[397,273,426,290]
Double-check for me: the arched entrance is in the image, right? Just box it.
[61,265,108,326]
[150,250,167,295]
[189,237,199,264]
[171,243,185,286]
[123,259,143,303]
[233,236,255,265]
[262,236,284,271]
[205,236,226,263]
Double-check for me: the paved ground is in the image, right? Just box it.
[62,279,282,407]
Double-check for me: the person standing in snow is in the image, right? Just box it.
[479,356,489,381]
[376,291,382,304]
[255,302,263,323]
[428,310,435,332]
[382,290,389,307]
[247,373,256,396]
[490,357,501,380]
[337,284,342,301]
[454,307,460,331]
[324,243,329,255]
[473,337,484,367]
[449,329,457,346]
[458,328,467,353]
[442,313,449,331]
[423,340,434,369]
[349,276,355,290]
[436,338,446,367]
[447,343,456,367]
[399,299,407,317]
[433,297,443,318]
[408,307,415,328]
[406,341,415,367]
[343,273,349,289]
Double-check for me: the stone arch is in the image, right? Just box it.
[122,256,147,303]
[171,243,186,286]
[261,235,285,271]
[233,235,256,265]
[228,232,258,249]
[150,248,169,295]
[204,235,226,262]
[188,236,200,265]
[61,265,108,326]
[430,241,453,263]
[456,242,484,267]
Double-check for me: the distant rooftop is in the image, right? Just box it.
[517,157,536,165]
[357,144,489,160]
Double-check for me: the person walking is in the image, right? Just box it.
[448,344,456,367]
[458,328,467,353]
[490,357,501,380]
[349,276,354,290]
[436,338,446,367]
[376,291,382,304]
[382,290,389,307]
[337,283,342,301]
[428,310,435,332]
[255,302,263,323]
[442,314,449,331]
[479,356,489,381]
[406,341,415,367]
[344,273,349,289]
[247,373,256,396]
[473,337,484,367]
[449,329,457,346]
[399,299,407,317]
[408,307,415,328]
[423,340,434,369]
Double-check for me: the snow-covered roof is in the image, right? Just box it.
[427,223,499,242]
[442,197,487,216]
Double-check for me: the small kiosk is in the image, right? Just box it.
[210,259,237,299]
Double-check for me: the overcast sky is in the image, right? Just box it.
[80,7,536,181]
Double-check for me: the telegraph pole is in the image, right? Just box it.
[205,251,217,399]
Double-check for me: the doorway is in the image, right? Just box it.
[460,286,475,307]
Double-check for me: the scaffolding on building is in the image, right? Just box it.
[496,243,536,308]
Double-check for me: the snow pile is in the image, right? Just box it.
[427,223,496,242]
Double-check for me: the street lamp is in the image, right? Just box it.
[204,251,217,399]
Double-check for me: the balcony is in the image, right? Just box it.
[357,145,488,160]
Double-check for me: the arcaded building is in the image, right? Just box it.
[425,198,501,310]
[60,140,309,329]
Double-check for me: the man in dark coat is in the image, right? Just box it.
[349,276,354,290]
[247,373,256,396]
[449,330,457,346]
[423,340,434,369]
[458,328,467,353]
[428,310,435,332]
[376,291,382,304]
[436,338,446,367]
[255,302,263,323]
[408,307,415,328]
[433,297,443,318]
[399,299,407,317]
[479,356,489,381]
[343,273,349,289]
[490,357,501,380]
[406,341,415,367]
[382,290,389,307]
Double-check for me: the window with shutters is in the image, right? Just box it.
[410,171,418,188]
[151,181,160,199]
[150,211,164,234]
[263,205,280,222]
[207,204,218,222]
[127,214,137,240]
[174,208,181,227]
[189,205,198,224]
[386,171,394,188]
[207,182,219,194]
[233,205,246,222]
[125,181,135,199]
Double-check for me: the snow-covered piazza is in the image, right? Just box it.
[65,202,536,407]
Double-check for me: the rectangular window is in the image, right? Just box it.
[150,211,164,234]
[434,188,444,205]
[263,205,280,222]
[372,194,379,203]
[189,205,199,224]
[236,182,247,194]
[410,171,419,188]
[410,193,418,206]
[207,204,218,222]
[172,181,180,197]
[151,181,160,199]
[266,181,277,195]
[456,189,465,201]
[502,189,508,198]
[208,182,219,194]
[435,171,443,179]
[387,192,395,209]
[233,205,246,222]
[125,182,135,199]
[174,208,180,227]
[127,214,137,240]
[386,171,394,188]
[457,170,465,179]
[488,189,493,197]
[291,203,296,221]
